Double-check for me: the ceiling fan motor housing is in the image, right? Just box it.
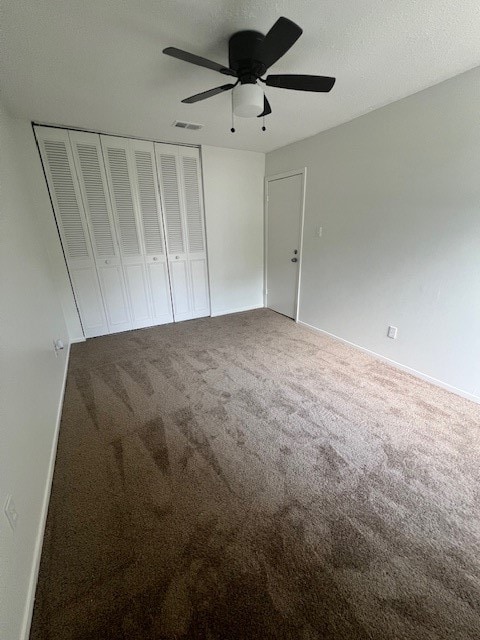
[229,30,267,83]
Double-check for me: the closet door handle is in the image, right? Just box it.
[153,257,158,261]
[104,259,110,264]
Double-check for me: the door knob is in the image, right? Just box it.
[293,250,298,254]
[153,257,158,261]
[291,257,298,263]
[175,256,180,260]
[105,259,110,264]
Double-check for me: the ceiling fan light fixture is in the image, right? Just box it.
[232,83,264,118]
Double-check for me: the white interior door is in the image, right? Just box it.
[266,172,305,319]
[69,131,132,334]
[35,126,108,338]
[155,143,210,322]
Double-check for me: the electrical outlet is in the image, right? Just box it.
[387,326,398,339]
[4,495,18,531]
[53,338,65,358]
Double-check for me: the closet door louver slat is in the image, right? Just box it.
[34,126,108,337]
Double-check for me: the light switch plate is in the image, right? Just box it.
[387,325,398,339]
[4,495,18,531]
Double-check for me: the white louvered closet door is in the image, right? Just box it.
[100,135,171,328]
[69,131,132,334]
[178,146,210,317]
[131,139,174,325]
[155,143,210,321]
[35,126,108,338]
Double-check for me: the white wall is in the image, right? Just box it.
[0,102,70,639]
[202,146,265,316]
[266,66,480,401]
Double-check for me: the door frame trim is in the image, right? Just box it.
[264,168,307,322]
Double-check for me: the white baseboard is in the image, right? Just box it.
[211,304,264,318]
[20,342,71,640]
[297,320,480,405]
[70,336,86,344]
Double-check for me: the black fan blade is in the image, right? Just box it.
[259,17,303,70]
[266,74,336,92]
[182,83,235,104]
[163,47,237,77]
[257,95,272,117]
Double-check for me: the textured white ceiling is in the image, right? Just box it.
[1,0,480,153]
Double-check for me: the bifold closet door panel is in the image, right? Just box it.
[98,266,131,328]
[101,135,173,327]
[155,144,192,321]
[190,258,209,312]
[70,268,107,332]
[101,135,154,329]
[155,143,210,321]
[34,126,109,338]
[169,261,191,321]
[178,146,210,317]
[69,130,132,333]
[131,139,174,325]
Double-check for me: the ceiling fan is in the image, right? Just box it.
[163,17,336,128]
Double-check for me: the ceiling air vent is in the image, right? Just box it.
[172,120,203,131]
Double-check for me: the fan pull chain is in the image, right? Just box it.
[230,97,235,133]
[262,115,266,132]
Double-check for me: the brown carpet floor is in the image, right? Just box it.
[30,309,480,640]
